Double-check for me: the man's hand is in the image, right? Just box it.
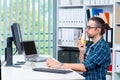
[77,37,86,53]
[77,37,86,63]
[46,58,61,69]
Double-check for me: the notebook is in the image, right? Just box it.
[22,40,47,62]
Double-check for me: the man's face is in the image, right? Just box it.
[86,20,100,39]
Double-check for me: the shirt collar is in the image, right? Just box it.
[91,36,104,49]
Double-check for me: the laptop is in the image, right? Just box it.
[22,40,48,62]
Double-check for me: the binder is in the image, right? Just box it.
[106,28,113,48]
[63,28,68,46]
[58,9,63,27]
[109,13,113,28]
[110,0,114,4]
[58,28,62,45]
[115,26,120,43]
[108,51,113,71]
[116,51,120,71]
[86,0,91,5]
[103,30,107,41]
[59,0,71,6]
[71,0,83,6]
[90,8,103,18]
[104,0,109,4]
[70,29,75,46]
[73,29,81,46]
[86,9,90,22]
[103,12,110,25]
[96,0,101,5]
[91,0,96,5]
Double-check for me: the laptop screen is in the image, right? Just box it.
[22,40,37,55]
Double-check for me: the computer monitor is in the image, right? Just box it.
[11,23,23,54]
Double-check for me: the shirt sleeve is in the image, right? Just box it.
[83,47,109,71]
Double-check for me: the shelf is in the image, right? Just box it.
[115,23,120,26]
[58,45,77,48]
[58,46,79,51]
[58,5,83,8]
[108,71,112,74]
[110,48,113,50]
[115,71,120,74]
[115,2,120,3]
[114,45,120,51]
[85,4,113,7]
[58,26,84,28]
[115,1,120,3]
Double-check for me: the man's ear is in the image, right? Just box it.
[98,28,102,34]
[95,28,101,34]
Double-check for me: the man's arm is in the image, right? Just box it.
[79,51,84,63]
[77,37,86,63]
[46,58,86,72]
[63,63,86,72]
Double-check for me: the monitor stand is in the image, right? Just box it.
[5,37,25,67]
[5,37,13,66]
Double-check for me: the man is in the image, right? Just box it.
[46,17,111,80]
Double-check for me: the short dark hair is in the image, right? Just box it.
[89,17,110,35]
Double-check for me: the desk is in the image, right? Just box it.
[1,55,85,80]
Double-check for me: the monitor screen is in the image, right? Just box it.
[22,40,37,55]
[11,23,23,54]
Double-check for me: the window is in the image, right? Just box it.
[0,0,54,59]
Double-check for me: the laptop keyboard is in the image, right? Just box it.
[26,57,47,62]
[32,68,73,74]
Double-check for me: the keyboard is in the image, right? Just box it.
[26,57,47,62]
[32,68,73,74]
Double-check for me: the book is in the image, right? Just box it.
[103,12,110,25]
[108,51,113,71]
[86,9,90,22]
[90,8,103,17]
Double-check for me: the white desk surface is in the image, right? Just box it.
[1,55,85,80]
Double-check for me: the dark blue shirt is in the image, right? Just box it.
[83,37,111,80]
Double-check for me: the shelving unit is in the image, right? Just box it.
[57,0,85,63]
[56,0,120,80]
[112,1,120,80]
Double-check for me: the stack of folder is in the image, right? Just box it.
[58,28,82,47]
[58,8,85,27]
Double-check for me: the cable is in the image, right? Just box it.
[13,49,17,55]
[1,60,6,66]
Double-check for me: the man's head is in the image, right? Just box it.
[86,17,110,39]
